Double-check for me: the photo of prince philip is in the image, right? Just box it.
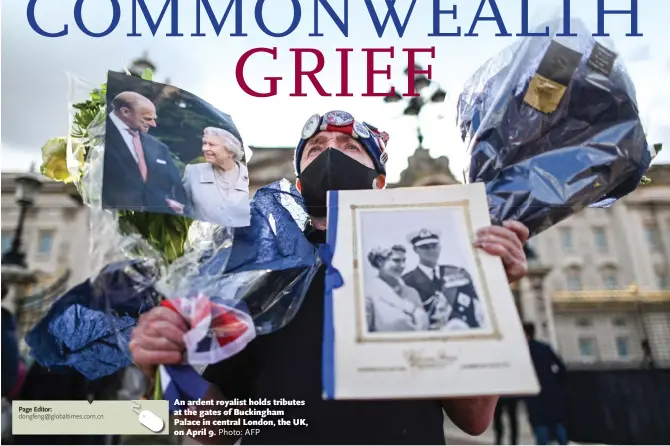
[102,91,188,215]
[402,228,486,331]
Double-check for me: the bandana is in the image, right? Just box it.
[294,110,390,176]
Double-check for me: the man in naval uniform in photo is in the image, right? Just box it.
[402,228,485,330]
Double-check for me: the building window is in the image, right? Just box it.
[578,337,596,358]
[566,269,582,291]
[612,316,627,327]
[602,269,618,289]
[559,228,573,252]
[576,317,593,328]
[615,336,629,358]
[1,232,13,254]
[593,227,608,252]
[37,230,54,256]
[644,224,662,252]
[657,271,669,290]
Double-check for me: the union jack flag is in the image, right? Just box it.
[159,294,256,412]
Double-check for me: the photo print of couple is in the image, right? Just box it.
[360,208,488,335]
[102,71,251,228]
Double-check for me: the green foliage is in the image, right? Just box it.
[71,84,107,140]
[117,210,193,264]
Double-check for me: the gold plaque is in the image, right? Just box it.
[523,74,567,114]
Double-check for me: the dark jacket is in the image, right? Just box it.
[403,265,480,328]
[1,308,20,398]
[102,116,188,214]
[525,339,568,425]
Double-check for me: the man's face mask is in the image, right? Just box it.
[299,148,379,217]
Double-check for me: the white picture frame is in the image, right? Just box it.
[322,183,540,400]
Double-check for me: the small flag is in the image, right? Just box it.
[160,364,210,413]
[158,294,257,412]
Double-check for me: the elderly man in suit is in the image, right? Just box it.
[181,127,250,227]
[102,91,188,215]
[402,228,485,330]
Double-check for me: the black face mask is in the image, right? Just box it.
[299,148,379,217]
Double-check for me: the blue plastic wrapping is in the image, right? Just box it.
[25,261,160,380]
[456,18,652,236]
[197,178,320,335]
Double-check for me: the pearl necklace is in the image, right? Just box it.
[213,164,238,198]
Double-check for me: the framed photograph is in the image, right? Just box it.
[102,71,251,228]
[323,183,539,400]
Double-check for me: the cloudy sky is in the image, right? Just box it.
[2,0,669,183]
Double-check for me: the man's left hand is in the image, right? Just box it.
[474,221,530,283]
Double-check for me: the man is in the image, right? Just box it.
[493,396,520,445]
[523,322,569,445]
[1,284,20,398]
[130,110,530,445]
[640,339,656,369]
[102,91,187,215]
[403,228,484,330]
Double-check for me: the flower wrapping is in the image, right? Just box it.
[456,18,652,236]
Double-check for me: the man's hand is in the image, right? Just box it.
[474,221,530,283]
[165,198,185,214]
[442,396,498,436]
[129,307,188,378]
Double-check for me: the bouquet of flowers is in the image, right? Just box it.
[456,18,654,236]
[29,70,321,411]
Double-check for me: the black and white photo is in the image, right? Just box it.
[360,209,487,334]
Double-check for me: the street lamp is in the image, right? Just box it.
[382,64,447,149]
[2,165,43,269]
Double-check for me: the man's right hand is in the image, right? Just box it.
[165,198,185,214]
[129,307,188,378]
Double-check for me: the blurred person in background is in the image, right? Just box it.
[2,284,24,444]
[1,284,21,398]
[182,127,250,227]
[493,396,520,445]
[640,339,655,369]
[523,322,569,445]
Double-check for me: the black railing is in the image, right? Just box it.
[565,368,670,444]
